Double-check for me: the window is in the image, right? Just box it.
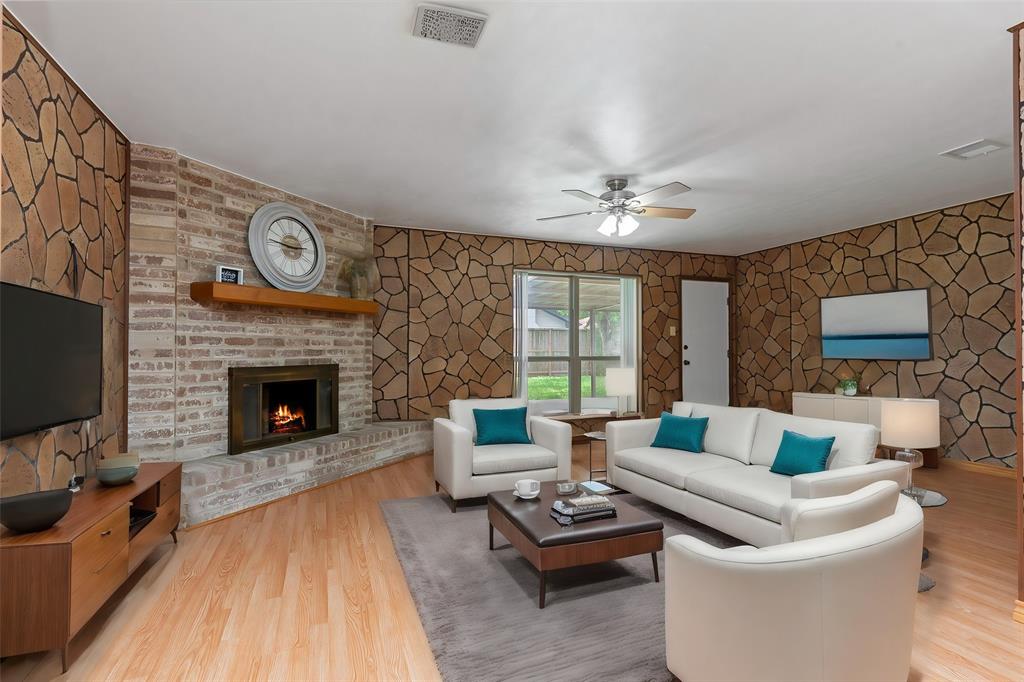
[513,271,639,415]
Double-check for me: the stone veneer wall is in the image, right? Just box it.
[373,227,734,420]
[0,12,128,495]
[128,144,373,462]
[735,195,1017,468]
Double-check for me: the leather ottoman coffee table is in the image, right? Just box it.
[487,481,664,608]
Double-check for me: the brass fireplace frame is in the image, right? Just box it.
[228,364,339,455]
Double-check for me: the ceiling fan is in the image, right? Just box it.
[537,178,695,237]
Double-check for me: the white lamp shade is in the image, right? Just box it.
[880,399,940,449]
[597,215,618,236]
[605,367,636,397]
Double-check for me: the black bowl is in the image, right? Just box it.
[0,488,73,534]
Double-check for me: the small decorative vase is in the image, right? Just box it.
[339,256,374,300]
[838,378,858,396]
[350,272,369,299]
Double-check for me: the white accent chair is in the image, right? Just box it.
[433,398,572,511]
[666,481,923,682]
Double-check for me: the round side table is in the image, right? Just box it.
[583,431,607,481]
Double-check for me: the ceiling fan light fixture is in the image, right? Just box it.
[618,214,639,236]
[597,214,618,236]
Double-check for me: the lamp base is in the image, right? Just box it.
[902,488,948,508]
[892,447,946,507]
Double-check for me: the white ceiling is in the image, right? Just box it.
[9,1,1020,255]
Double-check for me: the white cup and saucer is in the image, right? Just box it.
[512,479,541,500]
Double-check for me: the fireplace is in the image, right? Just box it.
[228,364,339,454]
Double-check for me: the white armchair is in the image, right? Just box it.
[433,398,572,511]
[665,481,923,681]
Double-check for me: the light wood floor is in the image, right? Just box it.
[2,447,1022,681]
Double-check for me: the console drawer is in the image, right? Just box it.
[69,506,130,636]
[71,505,128,575]
[158,472,180,505]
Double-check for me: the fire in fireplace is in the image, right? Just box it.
[228,365,338,454]
[264,378,316,435]
[269,403,306,433]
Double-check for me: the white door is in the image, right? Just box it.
[681,280,730,406]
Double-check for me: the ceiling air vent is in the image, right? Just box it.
[413,4,487,47]
[939,139,1006,160]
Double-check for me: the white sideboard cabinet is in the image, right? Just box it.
[792,392,941,467]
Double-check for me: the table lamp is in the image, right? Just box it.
[605,367,636,417]
[880,399,940,503]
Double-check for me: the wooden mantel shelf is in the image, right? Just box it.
[190,282,378,315]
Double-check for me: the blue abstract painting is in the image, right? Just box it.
[821,290,931,360]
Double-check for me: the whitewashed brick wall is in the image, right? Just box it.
[128,144,374,462]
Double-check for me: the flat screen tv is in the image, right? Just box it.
[820,289,931,360]
[1,283,103,439]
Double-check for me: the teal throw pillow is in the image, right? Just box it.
[473,407,531,446]
[770,430,836,476]
[651,412,708,453]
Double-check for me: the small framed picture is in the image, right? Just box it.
[216,265,244,285]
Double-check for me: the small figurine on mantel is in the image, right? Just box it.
[338,255,375,300]
[835,370,861,396]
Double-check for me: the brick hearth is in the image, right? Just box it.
[180,420,431,526]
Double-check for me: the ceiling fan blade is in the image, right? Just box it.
[640,206,696,219]
[536,210,606,222]
[632,182,692,206]
[561,189,605,205]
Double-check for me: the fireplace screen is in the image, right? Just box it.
[229,364,338,454]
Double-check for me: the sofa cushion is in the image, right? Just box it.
[750,410,878,469]
[686,465,792,522]
[671,402,694,417]
[472,444,557,475]
[689,404,760,464]
[473,407,531,446]
[769,430,835,476]
[651,413,708,452]
[450,398,533,442]
[615,447,742,490]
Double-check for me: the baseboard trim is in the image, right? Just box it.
[1014,600,1024,624]
[940,459,1016,479]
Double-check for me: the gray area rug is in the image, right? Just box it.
[380,493,739,682]
[381,494,935,681]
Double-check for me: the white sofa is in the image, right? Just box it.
[433,398,572,511]
[606,401,910,546]
[666,481,924,681]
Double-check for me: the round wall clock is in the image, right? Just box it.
[247,202,327,292]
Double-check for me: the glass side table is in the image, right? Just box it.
[583,431,607,481]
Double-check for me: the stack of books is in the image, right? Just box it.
[550,495,616,526]
[579,480,615,496]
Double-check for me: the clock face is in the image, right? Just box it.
[247,202,327,292]
[266,218,318,277]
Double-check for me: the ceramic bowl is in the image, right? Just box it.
[96,453,140,470]
[96,466,139,486]
[0,488,73,533]
[556,481,578,495]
